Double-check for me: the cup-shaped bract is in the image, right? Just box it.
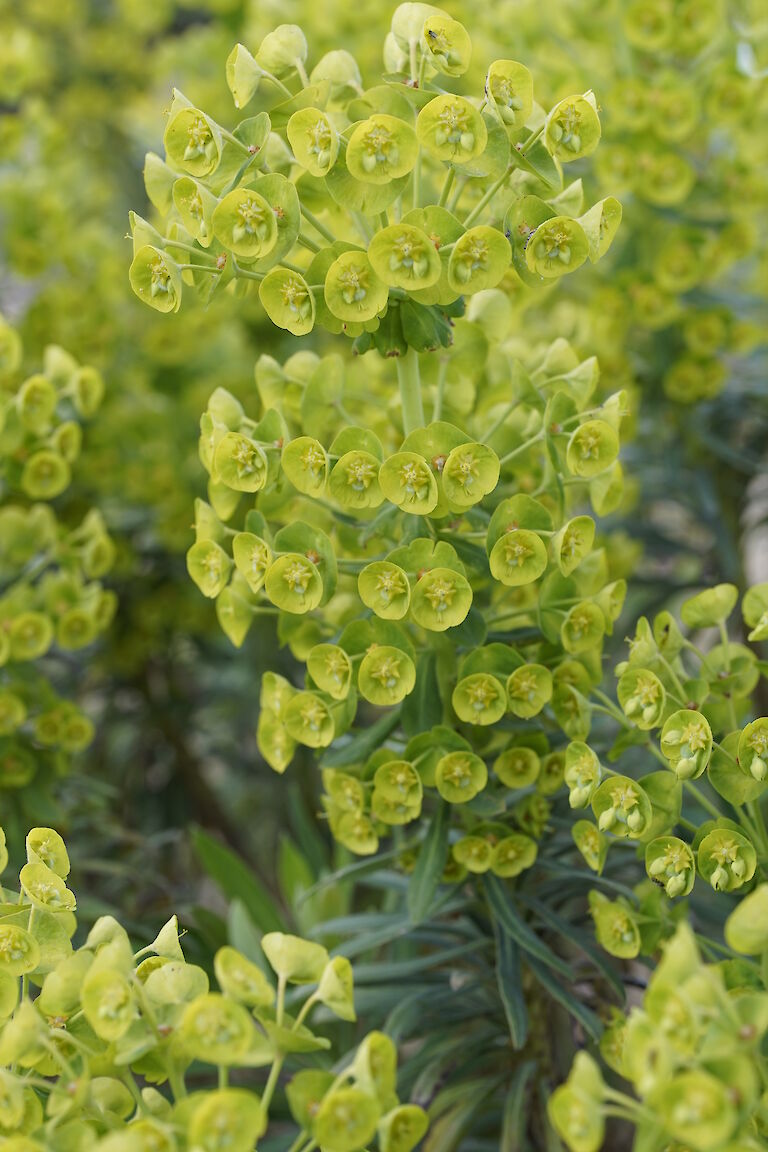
[441,441,499,507]
[172,177,218,248]
[548,1052,605,1152]
[379,451,438,514]
[188,1089,267,1151]
[435,750,487,802]
[307,644,352,700]
[491,833,538,878]
[506,664,553,719]
[226,43,263,109]
[324,252,388,323]
[645,835,695,899]
[578,197,623,264]
[416,95,487,165]
[589,891,640,959]
[368,224,441,291]
[358,645,416,705]
[287,108,340,178]
[20,450,70,500]
[592,775,652,839]
[180,993,255,1064]
[486,60,534,128]
[281,436,328,497]
[572,820,607,874]
[358,561,411,620]
[552,516,596,577]
[494,745,540,789]
[214,946,275,1008]
[164,102,223,178]
[265,553,323,614]
[617,668,666,730]
[8,613,54,662]
[698,826,756,892]
[212,189,278,261]
[329,450,384,509]
[256,24,308,77]
[373,760,422,807]
[284,691,335,748]
[232,532,272,594]
[660,710,712,780]
[452,835,492,873]
[16,374,56,435]
[214,432,269,493]
[742,584,768,643]
[129,245,182,313]
[314,1087,380,1152]
[347,114,418,185]
[259,268,315,336]
[452,672,507,725]
[525,216,589,280]
[421,13,471,76]
[724,885,768,955]
[737,718,768,782]
[489,529,548,587]
[566,419,619,479]
[448,226,510,295]
[410,566,472,631]
[561,602,605,655]
[545,93,601,163]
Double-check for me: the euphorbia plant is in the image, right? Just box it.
[131,4,626,888]
[0,317,115,829]
[0,825,428,1151]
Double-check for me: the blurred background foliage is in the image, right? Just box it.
[0,0,766,1145]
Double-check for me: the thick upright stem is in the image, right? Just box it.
[397,349,424,436]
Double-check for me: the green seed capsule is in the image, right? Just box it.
[212,189,278,261]
[358,560,411,621]
[287,107,340,177]
[359,645,416,705]
[379,451,438,514]
[368,224,441,291]
[416,95,487,165]
[347,114,418,185]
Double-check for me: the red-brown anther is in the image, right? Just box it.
[216,253,228,270]
[430,233,441,250]
[274,206,285,219]
[549,422,561,434]
[274,438,284,449]
[248,144,259,154]
[432,454,447,472]
[305,549,320,565]
[417,568,427,580]
[506,521,519,532]
[158,1024,173,1037]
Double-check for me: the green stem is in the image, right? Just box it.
[463,163,513,227]
[437,166,456,208]
[397,349,424,436]
[498,430,544,466]
[300,205,337,244]
[684,781,722,821]
[433,355,448,421]
[261,1055,285,1116]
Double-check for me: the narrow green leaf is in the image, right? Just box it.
[191,826,284,934]
[483,875,572,980]
[408,800,450,924]
[528,958,602,1042]
[401,649,443,736]
[501,1062,536,1152]
[320,705,402,767]
[492,915,528,1049]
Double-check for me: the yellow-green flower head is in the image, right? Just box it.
[265,553,323,614]
[506,664,552,720]
[552,516,596,577]
[188,1089,267,1152]
[368,224,441,291]
[313,1087,379,1152]
[16,373,56,435]
[358,644,416,705]
[421,14,471,76]
[525,216,589,280]
[435,750,487,803]
[441,441,499,506]
[448,226,510,295]
[307,644,352,700]
[656,1071,737,1150]
[214,946,275,1008]
[660,710,712,780]
[232,532,272,594]
[491,833,538,878]
[494,745,540,789]
[452,835,492,874]
[347,114,418,185]
[129,245,182,313]
[213,189,278,261]
[214,432,269,493]
[284,691,335,748]
[489,528,548,587]
[485,60,534,128]
[358,561,411,620]
[548,1052,605,1152]
[179,993,254,1065]
[0,924,39,977]
[564,742,601,808]
[323,768,365,813]
[324,252,388,323]
[592,775,651,839]
[81,968,135,1042]
[410,566,472,631]
[187,540,233,599]
[544,92,601,163]
[173,177,217,248]
[281,436,328,497]
[335,811,379,856]
[589,891,640,959]
[572,820,607,874]
[646,836,695,899]
[416,95,487,164]
[617,668,666,730]
[379,451,438,514]
[373,759,422,806]
[287,107,340,178]
[20,450,70,500]
[452,672,507,725]
[8,612,54,662]
[259,268,315,336]
[329,450,385,509]
[738,718,768,782]
[20,861,76,913]
[560,601,605,655]
[698,827,756,892]
[164,103,222,178]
